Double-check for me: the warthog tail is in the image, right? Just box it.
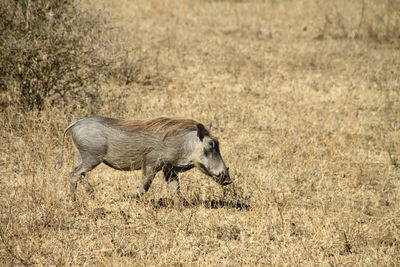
[54,120,78,169]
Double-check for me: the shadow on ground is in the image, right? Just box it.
[150,197,251,211]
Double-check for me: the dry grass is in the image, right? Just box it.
[1,0,400,265]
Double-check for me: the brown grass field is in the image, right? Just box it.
[1,0,400,265]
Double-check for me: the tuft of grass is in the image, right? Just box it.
[316,0,400,43]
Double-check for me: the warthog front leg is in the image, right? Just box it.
[163,168,188,205]
[163,169,180,197]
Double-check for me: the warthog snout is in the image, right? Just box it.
[217,167,232,186]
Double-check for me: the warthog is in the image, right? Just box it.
[56,116,231,200]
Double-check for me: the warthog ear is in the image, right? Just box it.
[196,124,208,141]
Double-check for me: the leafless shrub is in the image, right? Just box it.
[0,0,109,111]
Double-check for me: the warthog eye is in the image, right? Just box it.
[208,141,215,149]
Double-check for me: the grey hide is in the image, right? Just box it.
[56,116,231,201]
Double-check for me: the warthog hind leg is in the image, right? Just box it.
[70,155,101,201]
[136,164,157,198]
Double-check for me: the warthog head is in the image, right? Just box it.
[192,124,232,186]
